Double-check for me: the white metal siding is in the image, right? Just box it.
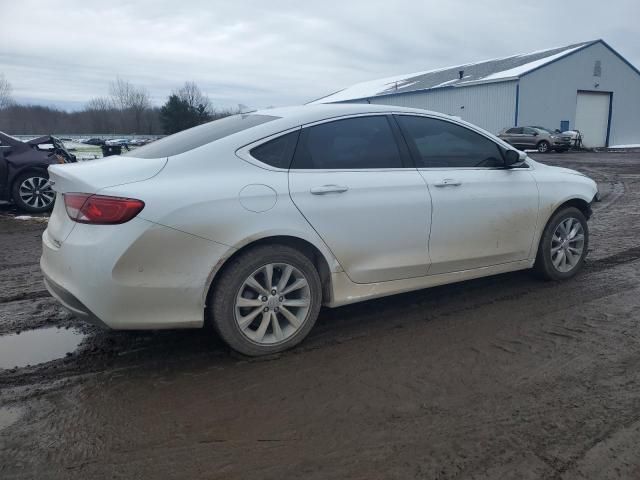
[350,81,517,135]
[519,42,640,146]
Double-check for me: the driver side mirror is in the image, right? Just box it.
[532,131,539,136]
[504,149,525,167]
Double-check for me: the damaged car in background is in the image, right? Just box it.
[0,132,76,212]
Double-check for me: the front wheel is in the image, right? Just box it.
[12,171,55,213]
[534,207,589,280]
[210,244,322,356]
[537,140,551,153]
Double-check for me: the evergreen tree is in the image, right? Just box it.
[159,94,213,134]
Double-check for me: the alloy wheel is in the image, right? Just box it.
[18,176,55,210]
[538,142,549,153]
[550,217,585,273]
[234,263,311,345]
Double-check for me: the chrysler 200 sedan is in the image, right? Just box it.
[41,104,598,356]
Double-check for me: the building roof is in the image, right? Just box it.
[310,40,599,104]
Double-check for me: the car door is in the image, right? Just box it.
[288,114,432,284]
[395,114,539,275]
[504,127,525,148]
[522,127,539,148]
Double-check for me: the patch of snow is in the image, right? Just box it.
[609,144,640,148]
[311,42,591,104]
[13,215,49,222]
[309,69,438,104]
[473,46,584,82]
[429,78,460,89]
[397,81,419,90]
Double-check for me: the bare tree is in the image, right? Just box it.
[108,77,151,133]
[85,97,114,133]
[175,81,212,114]
[0,73,14,110]
[86,96,111,111]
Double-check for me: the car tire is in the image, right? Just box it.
[534,207,589,281]
[210,244,322,356]
[537,141,551,153]
[11,171,56,213]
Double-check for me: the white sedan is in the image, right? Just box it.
[41,104,598,356]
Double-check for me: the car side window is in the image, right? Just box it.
[397,115,505,168]
[291,116,403,169]
[506,127,522,134]
[250,131,300,169]
[523,127,537,135]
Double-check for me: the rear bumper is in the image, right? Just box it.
[42,272,109,329]
[41,217,232,330]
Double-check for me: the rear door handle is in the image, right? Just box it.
[433,179,462,187]
[310,185,349,195]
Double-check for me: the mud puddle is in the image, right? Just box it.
[0,406,23,431]
[0,327,85,370]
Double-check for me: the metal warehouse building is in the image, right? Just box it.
[312,39,640,148]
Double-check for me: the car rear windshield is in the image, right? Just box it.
[124,114,279,159]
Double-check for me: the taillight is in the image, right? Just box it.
[63,193,145,225]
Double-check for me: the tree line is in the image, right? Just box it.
[0,73,239,135]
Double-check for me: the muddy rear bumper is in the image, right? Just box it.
[42,272,109,329]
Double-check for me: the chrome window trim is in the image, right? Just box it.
[235,111,530,172]
[235,126,302,172]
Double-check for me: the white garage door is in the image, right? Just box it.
[575,91,610,148]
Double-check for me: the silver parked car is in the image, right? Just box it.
[498,126,572,153]
[41,104,597,356]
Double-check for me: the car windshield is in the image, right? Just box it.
[124,113,279,159]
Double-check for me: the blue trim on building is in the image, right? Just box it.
[520,41,598,78]
[521,39,640,80]
[599,40,640,78]
[606,92,613,147]
[514,83,520,126]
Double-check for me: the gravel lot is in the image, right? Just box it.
[1,151,640,479]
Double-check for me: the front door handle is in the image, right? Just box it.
[433,179,462,187]
[310,185,349,195]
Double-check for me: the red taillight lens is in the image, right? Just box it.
[63,193,145,225]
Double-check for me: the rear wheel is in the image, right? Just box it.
[210,244,322,356]
[537,140,551,153]
[534,207,588,280]
[12,171,55,213]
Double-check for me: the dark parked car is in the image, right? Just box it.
[498,126,572,153]
[83,137,105,145]
[0,132,76,212]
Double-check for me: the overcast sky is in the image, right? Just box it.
[1,0,638,111]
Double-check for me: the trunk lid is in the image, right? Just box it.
[48,155,167,194]
[45,156,167,246]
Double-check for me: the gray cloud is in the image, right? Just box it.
[1,0,638,110]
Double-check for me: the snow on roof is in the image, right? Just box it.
[472,45,586,83]
[310,40,597,104]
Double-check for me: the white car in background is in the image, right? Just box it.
[41,104,598,356]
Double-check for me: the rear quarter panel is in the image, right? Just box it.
[99,140,342,275]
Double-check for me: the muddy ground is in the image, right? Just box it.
[1,151,640,479]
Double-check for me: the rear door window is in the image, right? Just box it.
[506,127,522,134]
[291,116,403,169]
[125,114,279,159]
[396,115,505,168]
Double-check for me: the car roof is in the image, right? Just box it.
[251,103,456,127]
